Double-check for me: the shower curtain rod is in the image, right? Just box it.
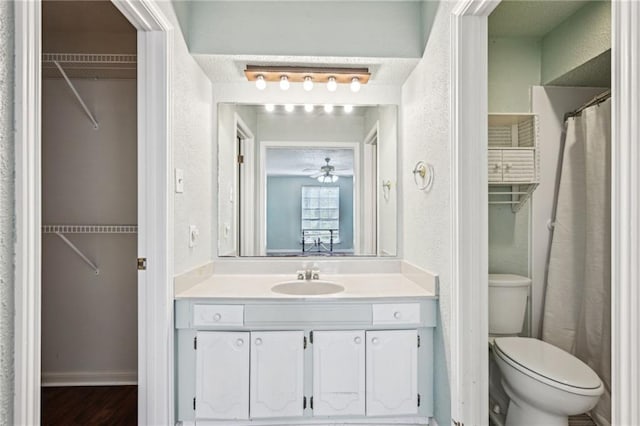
[565,90,611,120]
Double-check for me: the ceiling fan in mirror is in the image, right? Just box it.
[304,157,350,183]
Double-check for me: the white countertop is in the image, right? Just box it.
[174,273,437,300]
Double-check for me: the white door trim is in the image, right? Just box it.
[14,2,42,424]
[449,1,499,424]
[611,2,640,424]
[234,113,256,256]
[14,1,175,424]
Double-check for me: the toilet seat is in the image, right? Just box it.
[493,337,603,397]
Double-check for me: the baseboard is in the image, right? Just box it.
[41,370,137,387]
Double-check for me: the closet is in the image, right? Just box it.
[40,1,138,424]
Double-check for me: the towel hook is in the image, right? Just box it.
[412,161,434,191]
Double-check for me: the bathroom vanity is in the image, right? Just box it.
[174,271,437,425]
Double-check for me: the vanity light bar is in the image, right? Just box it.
[244,65,371,86]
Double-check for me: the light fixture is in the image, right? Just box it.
[279,75,290,91]
[265,104,275,112]
[327,76,337,92]
[317,174,339,183]
[255,75,266,90]
[350,77,361,92]
[324,104,334,113]
[245,66,371,91]
[304,104,314,113]
[303,76,314,91]
[343,105,354,113]
[284,104,295,112]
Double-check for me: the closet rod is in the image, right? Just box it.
[54,232,100,275]
[53,60,99,129]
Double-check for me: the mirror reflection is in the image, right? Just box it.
[217,103,397,257]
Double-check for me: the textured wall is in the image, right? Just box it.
[542,1,611,85]
[400,2,452,424]
[488,37,541,113]
[0,0,14,423]
[158,2,214,276]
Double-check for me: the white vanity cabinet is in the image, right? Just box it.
[312,330,366,416]
[176,299,437,425]
[195,331,250,420]
[250,331,305,418]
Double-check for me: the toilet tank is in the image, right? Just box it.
[489,274,531,335]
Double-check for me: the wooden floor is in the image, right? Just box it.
[41,386,137,426]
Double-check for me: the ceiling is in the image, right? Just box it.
[489,0,591,38]
[266,148,354,177]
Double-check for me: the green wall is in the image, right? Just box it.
[542,1,611,85]
[489,37,541,113]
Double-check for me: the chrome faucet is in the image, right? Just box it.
[297,268,320,281]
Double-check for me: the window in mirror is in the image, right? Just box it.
[301,186,340,253]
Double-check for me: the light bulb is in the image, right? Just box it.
[304,104,314,113]
[279,75,290,91]
[284,104,295,112]
[350,77,361,92]
[303,76,314,91]
[332,175,339,183]
[255,75,266,90]
[343,105,354,113]
[324,104,334,113]
[265,104,275,112]
[317,175,325,183]
[327,76,337,92]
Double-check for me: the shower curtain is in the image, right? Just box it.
[542,99,611,425]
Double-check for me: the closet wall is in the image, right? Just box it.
[41,1,138,385]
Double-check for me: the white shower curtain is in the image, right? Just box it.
[542,99,611,425]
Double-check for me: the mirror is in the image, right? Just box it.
[217,103,397,257]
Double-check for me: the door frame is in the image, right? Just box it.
[450,0,640,425]
[235,113,256,256]
[13,1,175,425]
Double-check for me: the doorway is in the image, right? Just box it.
[40,1,138,424]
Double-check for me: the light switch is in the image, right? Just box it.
[175,168,184,193]
[189,225,199,248]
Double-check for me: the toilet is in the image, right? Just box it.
[489,274,604,426]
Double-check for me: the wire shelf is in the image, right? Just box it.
[42,225,138,234]
[42,53,137,65]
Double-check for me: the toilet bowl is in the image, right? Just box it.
[492,337,603,426]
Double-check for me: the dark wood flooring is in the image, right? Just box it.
[41,386,137,426]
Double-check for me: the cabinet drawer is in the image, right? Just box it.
[372,303,420,325]
[193,304,244,326]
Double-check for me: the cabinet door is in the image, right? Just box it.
[488,150,503,183]
[313,330,365,416]
[250,331,304,418]
[195,331,249,420]
[366,330,418,416]
[502,149,535,182]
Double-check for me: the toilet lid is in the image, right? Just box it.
[494,337,601,389]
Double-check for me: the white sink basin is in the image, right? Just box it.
[271,280,345,296]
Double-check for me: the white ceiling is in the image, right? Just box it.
[266,148,354,176]
[489,0,591,38]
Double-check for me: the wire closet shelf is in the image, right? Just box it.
[42,224,138,275]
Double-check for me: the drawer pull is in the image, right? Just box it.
[213,313,222,321]
[372,337,379,345]
[394,311,402,319]
[354,336,362,344]
[255,338,263,346]
[236,338,244,347]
